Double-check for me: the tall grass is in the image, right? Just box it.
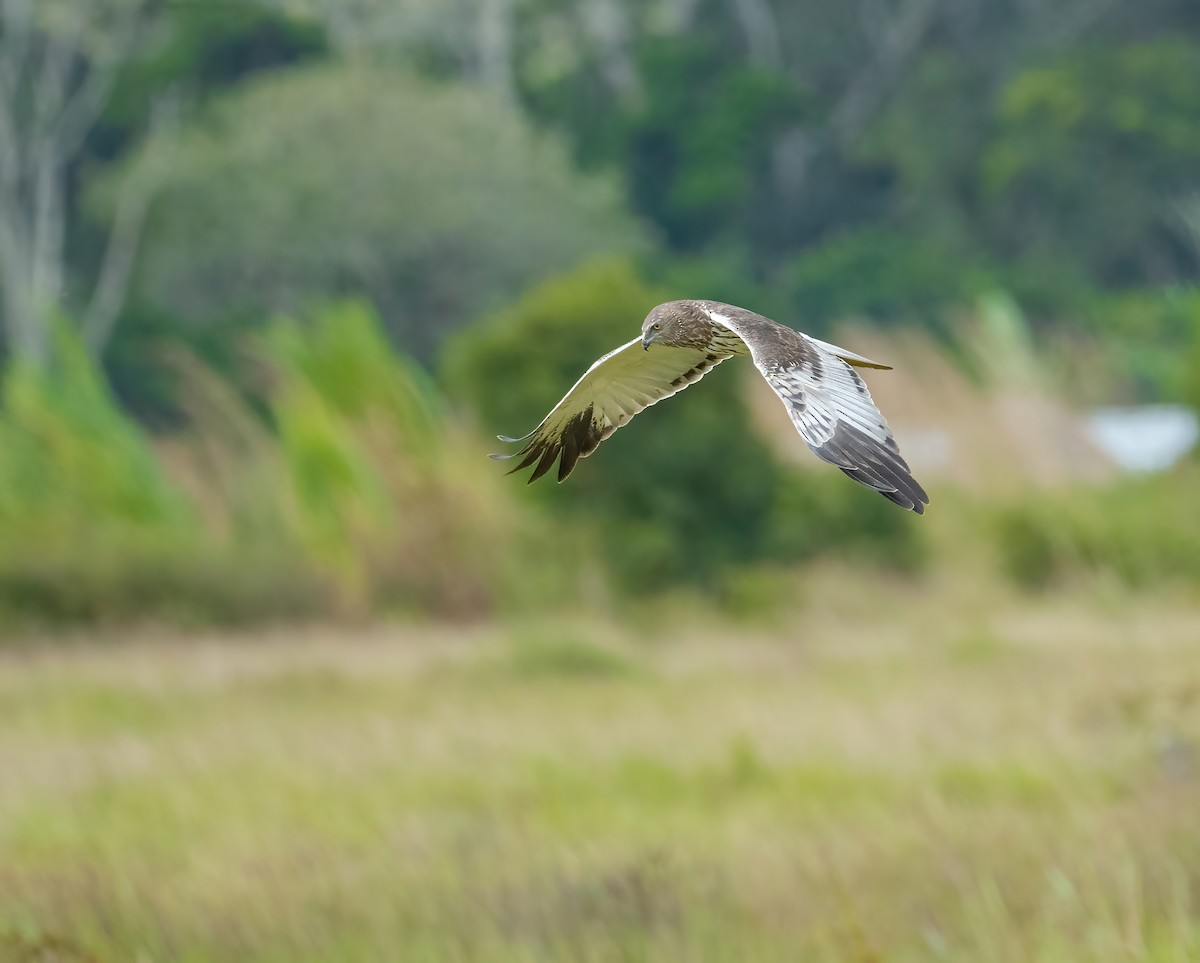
[992,466,1200,590]
[262,302,543,618]
[0,298,1195,628]
[2,587,1199,960]
[0,323,202,623]
[0,304,563,628]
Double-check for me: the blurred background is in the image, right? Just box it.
[2,1,1199,960]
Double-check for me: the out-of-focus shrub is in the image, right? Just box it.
[0,303,565,628]
[443,257,779,590]
[1056,288,1200,404]
[444,258,923,593]
[261,300,543,618]
[0,324,179,622]
[982,41,1200,290]
[993,467,1200,589]
[781,228,993,330]
[615,36,810,254]
[767,471,927,573]
[0,322,323,624]
[0,323,188,547]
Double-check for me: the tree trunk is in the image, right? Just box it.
[732,0,783,68]
[832,0,944,148]
[477,0,515,100]
[582,0,641,99]
[0,0,154,367]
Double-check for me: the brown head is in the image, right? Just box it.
[640,300,715,350]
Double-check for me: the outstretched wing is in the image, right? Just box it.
[491,336,733,483]
[704,307,929,513]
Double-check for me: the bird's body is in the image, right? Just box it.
[491,300,929,513]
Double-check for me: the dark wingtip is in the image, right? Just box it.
[876,482,929,514]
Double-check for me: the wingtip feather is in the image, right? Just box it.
[497,429,538,443]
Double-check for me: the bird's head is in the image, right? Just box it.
[641,302,697,350]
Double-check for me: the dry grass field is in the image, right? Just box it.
[3,574,1200,962]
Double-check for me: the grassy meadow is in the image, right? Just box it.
[3,573,1200,962]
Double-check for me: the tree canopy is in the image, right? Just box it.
[120,62,646,359]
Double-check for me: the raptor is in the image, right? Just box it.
[491,300,928,513]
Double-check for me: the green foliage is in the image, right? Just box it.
[444,259,921,592]
[983,41,1200,287]
[36,0,1200,419]
[7,593,1200,961]
[0,303,566,626]
[102,301,255,427]
[766,470,926,572]
[1187,322,1200,419]
[511,7,1200,401]
[0,323,189,620]
[0,322,321,624]
[443,259,775,589]
[260,301,543,618]
[1080,288,1200,402]
[0,317,315,624]
[100,4,328,155]
[504,629,636,680]
[0,321,187,546]
[123,63,645,360]
[781,228,992,329]
[8,0,1200,623]
[994,467,1200,589]
[618,36,810,252]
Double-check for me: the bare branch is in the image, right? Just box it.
[0,0,33,94]
[32,9,82,144]
[0,83,19,188]
[53,6,148,156]
[0,205,43,365]
[81,180,149,357]
[857,0,893,51]
[732,0,783,69]
[1034,0,1122,50]
[51,56,118,156]
[581,0,641,98]
[29,154,64,311]
[654,0,702,33]
[476,0,515,99]
[1170,194,1200,266]
[832,0,945,148]
[82,95,177,357]
[0,0,158,365]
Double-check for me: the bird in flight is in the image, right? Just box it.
[491,300,928,513]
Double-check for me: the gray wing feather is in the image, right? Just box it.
[703,307,929,513]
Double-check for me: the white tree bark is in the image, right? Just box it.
[581,0,641,98]
[654,0,702,33]
[0,0,157,366]
[831,0,945,148]
[732,0,783,69]
[476,0,515,99]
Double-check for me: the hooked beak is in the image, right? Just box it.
[642,331,659,351]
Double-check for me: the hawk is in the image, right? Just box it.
[491,300,929,513]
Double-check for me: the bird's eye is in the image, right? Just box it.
[652,322,662,331]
